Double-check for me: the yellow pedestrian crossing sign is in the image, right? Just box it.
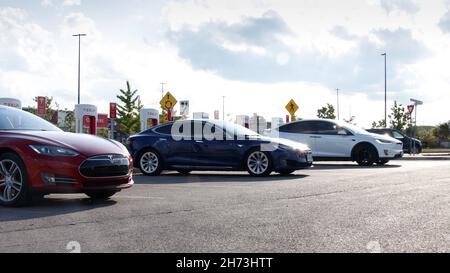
[160,92,178,110]
[286,99,299,115]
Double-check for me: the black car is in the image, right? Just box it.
[366,128,422,154]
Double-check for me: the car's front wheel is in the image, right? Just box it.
[245,150,273,177]
[0,153,31,207]
[138,149,163,176]
[355,145,378,167]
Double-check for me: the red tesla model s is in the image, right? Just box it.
[0,105,134,206]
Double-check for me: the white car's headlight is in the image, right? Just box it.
[29,145,79,157]
[376,139,392,144]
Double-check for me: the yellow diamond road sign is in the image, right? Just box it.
[160,92,178,110]
[286,99,299,115]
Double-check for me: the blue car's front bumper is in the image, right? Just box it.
[272,149,313,171]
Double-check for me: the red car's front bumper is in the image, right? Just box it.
[23,153,134,194]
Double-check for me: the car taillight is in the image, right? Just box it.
[126,139,133,147]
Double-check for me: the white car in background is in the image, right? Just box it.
[265,119,404,166]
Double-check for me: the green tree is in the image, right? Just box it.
[62,109,75,133]
[388,101,409,132]
[97,128,109,138]
[433,122,450,141]
[116,81,143,135]
[26,96,59,122]
[317,103,336,119]
[343,116,356,125]
[371,120,387,129]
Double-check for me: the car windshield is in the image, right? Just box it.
[208,120,259,137]
[0,107,62,131]
[337,121,370,135]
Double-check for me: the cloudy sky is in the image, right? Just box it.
[1,0,449,127]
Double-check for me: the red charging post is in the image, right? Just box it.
[37,96,46,116]
[109,103,117,139]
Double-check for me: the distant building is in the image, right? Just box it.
[249,113,267,134]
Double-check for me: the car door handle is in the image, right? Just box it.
[310,136,322,139]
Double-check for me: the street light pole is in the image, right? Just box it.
[222,96,226,121]
[382,52,387,126]
[410,98,424,155]
[160,83,167,99]
[336,88,340,120]
[73,34,87,105]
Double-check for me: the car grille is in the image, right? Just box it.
[79,155,130,178]
[82,179,130,188]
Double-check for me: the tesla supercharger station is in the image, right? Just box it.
[140,108,160,131]
[75,104,98,135]
[0,98,22,109]
[236,115,250,128]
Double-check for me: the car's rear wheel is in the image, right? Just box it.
[0,153,31,207]
[85,190,118,200]
[246,150,273,177]
[177,170,192,175]
[278,169,296,175]
[410,146,421,154]
[138,149,163,176]
[355,145,378,167]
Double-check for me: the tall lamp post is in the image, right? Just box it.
[160,83,166,99]
[381,52,387,126]
[336,88,340,120]
[73,34,87,105]
[222,96,226,121]
[410,98,424,155]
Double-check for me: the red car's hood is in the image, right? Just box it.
[13,131,129,157]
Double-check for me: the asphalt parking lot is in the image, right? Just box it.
[1,160,450,253]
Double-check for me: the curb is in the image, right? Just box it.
[398,156,450,161]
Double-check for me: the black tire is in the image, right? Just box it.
[85,190,118,200]
[0,153,32,207]
[177,170,192,175]
[355,144,378,167]
[410,146,421,154]
[278,170,296,175]
[245,149,273,177]
[376,160,390,166]
[138,149,163,176]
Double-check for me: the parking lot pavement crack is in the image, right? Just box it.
[0,208,197,235]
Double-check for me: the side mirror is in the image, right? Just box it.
[338,129,348,135]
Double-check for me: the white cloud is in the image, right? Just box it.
[378,0,420,14]
[1,1,449,128]
[40,0,81,7]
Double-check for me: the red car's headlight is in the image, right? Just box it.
[29,145,80,157]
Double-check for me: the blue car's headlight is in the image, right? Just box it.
[29,145,80,157]
[277,144,294,151]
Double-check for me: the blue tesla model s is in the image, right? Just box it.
[127,120,313,177]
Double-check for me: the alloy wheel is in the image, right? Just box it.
[247,151,269,175]
[140,152,159,174]
[0,159,23,202]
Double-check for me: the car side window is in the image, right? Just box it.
[315,121,338,135]
[279,121,316,134]
[154,124,173,135]
[392,130,404,139]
